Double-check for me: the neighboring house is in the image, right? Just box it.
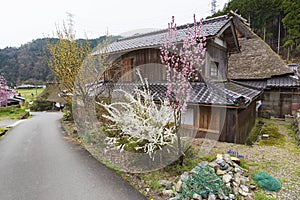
[7,95,25,106]
[96,15,261,144]
[228,11,300,118]
[37,83,68,105]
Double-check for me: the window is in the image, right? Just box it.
[210,61,219,77]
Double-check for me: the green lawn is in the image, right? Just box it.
[0,106,27,120]
[16,88,44,102]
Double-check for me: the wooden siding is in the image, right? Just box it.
[205,41,228,80]
[196,102,256,144]
[260,88,300,118]
[105,48,165,82]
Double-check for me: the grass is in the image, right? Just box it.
[16,88,44,102]
[258,124,286,147]
[246,119,264,145]
[0,106,27,120]
[254,190,277,200]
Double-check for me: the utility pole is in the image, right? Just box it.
[211,0,217,15]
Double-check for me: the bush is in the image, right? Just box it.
[30,100,53,111]
[62,111,73,121]
[254,172,281,192]
[246,120,264,145]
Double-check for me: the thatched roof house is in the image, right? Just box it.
[227,11,300,117]
[228,11,293,80]
[37,83,68,104]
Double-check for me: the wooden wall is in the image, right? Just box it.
[196,102,256,144]
[205,42,228,80]
[260,88,300,118]
[106,48,165,82]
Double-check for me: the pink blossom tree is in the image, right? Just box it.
[0,75,13,107]
[160,15,206,165]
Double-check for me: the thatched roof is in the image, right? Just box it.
[227,14,293,80]
[37,83,68,104]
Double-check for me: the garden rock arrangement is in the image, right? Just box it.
[160,154,255,200]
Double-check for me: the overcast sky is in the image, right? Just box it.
[0,0,229,49]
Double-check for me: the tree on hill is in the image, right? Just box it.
[282,0,300,53]
[211,0,300,59]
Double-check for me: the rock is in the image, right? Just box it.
[223,174,232,183]
[198,161,209,167]
[216,154,223,159]
[217,189,226,199]
[225,166,233,173]
[240,177,249,185]
[216,168,226,175]
[209,161,220,170]
[216,158,229,170]
[233,186,239,195]
[192,193,202,200]
[249,184,257,190]
[230,157,240,164]
[162,189,174,197]
[234,167,243,174]
[229,194,236,199]
[238,187,248,197]
[226,183,231,188]
[208,192,216,200]
[234,174,241,185]
[145,188,150,193]
[223,154,233,165]
[240,184,249,193]
[175,179,182,192]
[168,197,181,200]
[232,181,238,187]
[181,172,189,181]
[158,180,173,188]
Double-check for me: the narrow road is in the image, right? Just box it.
[0,112,146,200]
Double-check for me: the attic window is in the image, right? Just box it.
[210,61,219,77]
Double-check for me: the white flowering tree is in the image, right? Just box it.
[160,15,206,165]
[99,70,176,158]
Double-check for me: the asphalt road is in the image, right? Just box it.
[0,112,146,200]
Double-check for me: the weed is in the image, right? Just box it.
[258,124,286,146]
[254,190,277,200]
[246,119,264,145]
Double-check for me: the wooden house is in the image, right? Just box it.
[97,15,261,144]
[228,12,300,118]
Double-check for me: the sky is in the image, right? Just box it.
[0,0,229,49]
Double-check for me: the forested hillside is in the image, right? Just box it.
[213,0,300,60]
[0,36,117,86]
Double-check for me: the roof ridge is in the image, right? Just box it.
[117,15,229,42]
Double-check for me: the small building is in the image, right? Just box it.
[96,15,261,144]
[37,83,68,110]
[228,11,300,118]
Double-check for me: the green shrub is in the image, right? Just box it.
[62,111,73,121]
[246,120,264,145]
[30,100,53,111]
[254,172,281,192]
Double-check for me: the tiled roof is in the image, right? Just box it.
[233,75,300,89]
[267,75,300,87]
[100,81,261,107]
[100,15,231,54]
